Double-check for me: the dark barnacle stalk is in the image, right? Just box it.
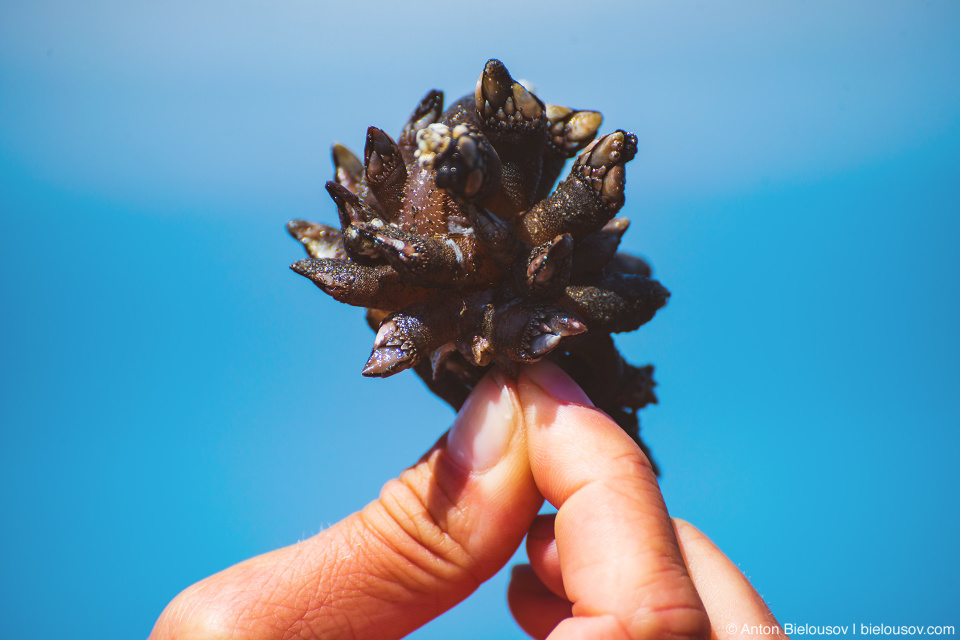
[287,59,669,472]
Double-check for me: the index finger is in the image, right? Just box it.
[518,361,710,640]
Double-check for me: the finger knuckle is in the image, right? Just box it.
[360,468,480,592]
[606,447,657,485]
[634,601,712,640]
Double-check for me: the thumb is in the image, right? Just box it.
[150,370,541,640]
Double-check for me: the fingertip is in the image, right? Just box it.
[446,368,521,473]
[520,360,594,407]
[517,364,652,510]
[148,544,332,640]
[673,518,709,549]
[673,517,735,578]
[671,518,782,637]
[515,366,709,640]
[525,513,567,601]
[507,564,573,640]
[517,361,636,465]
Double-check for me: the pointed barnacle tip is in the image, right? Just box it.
[480,60,513,109]
[332,143,363,172]
[324,180,341,197]
[568,111,603,141]
[361,346,391,377]
[367,127,393,154]
[583,110,603,126]
[285,219,303,236]
[361,358,384,377]
[512,81,542,118]
[560,317,587,336]
[605,218,630,234]
[545,104,571,120]
[289,259,312,276]
[362,344,412,378]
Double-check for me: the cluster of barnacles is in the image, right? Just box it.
[287,59,669,466]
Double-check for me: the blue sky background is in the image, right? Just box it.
[1,1,958,638]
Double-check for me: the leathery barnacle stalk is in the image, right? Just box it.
[287,59,669,468]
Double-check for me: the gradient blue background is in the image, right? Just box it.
[2,1,958,638]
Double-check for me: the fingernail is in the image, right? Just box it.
[523,361,594,406]
[446,370,518,472]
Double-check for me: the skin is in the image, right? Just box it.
[149,361,780,640]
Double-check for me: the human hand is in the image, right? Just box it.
[507,362,781,639]
[150,361,779,639]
